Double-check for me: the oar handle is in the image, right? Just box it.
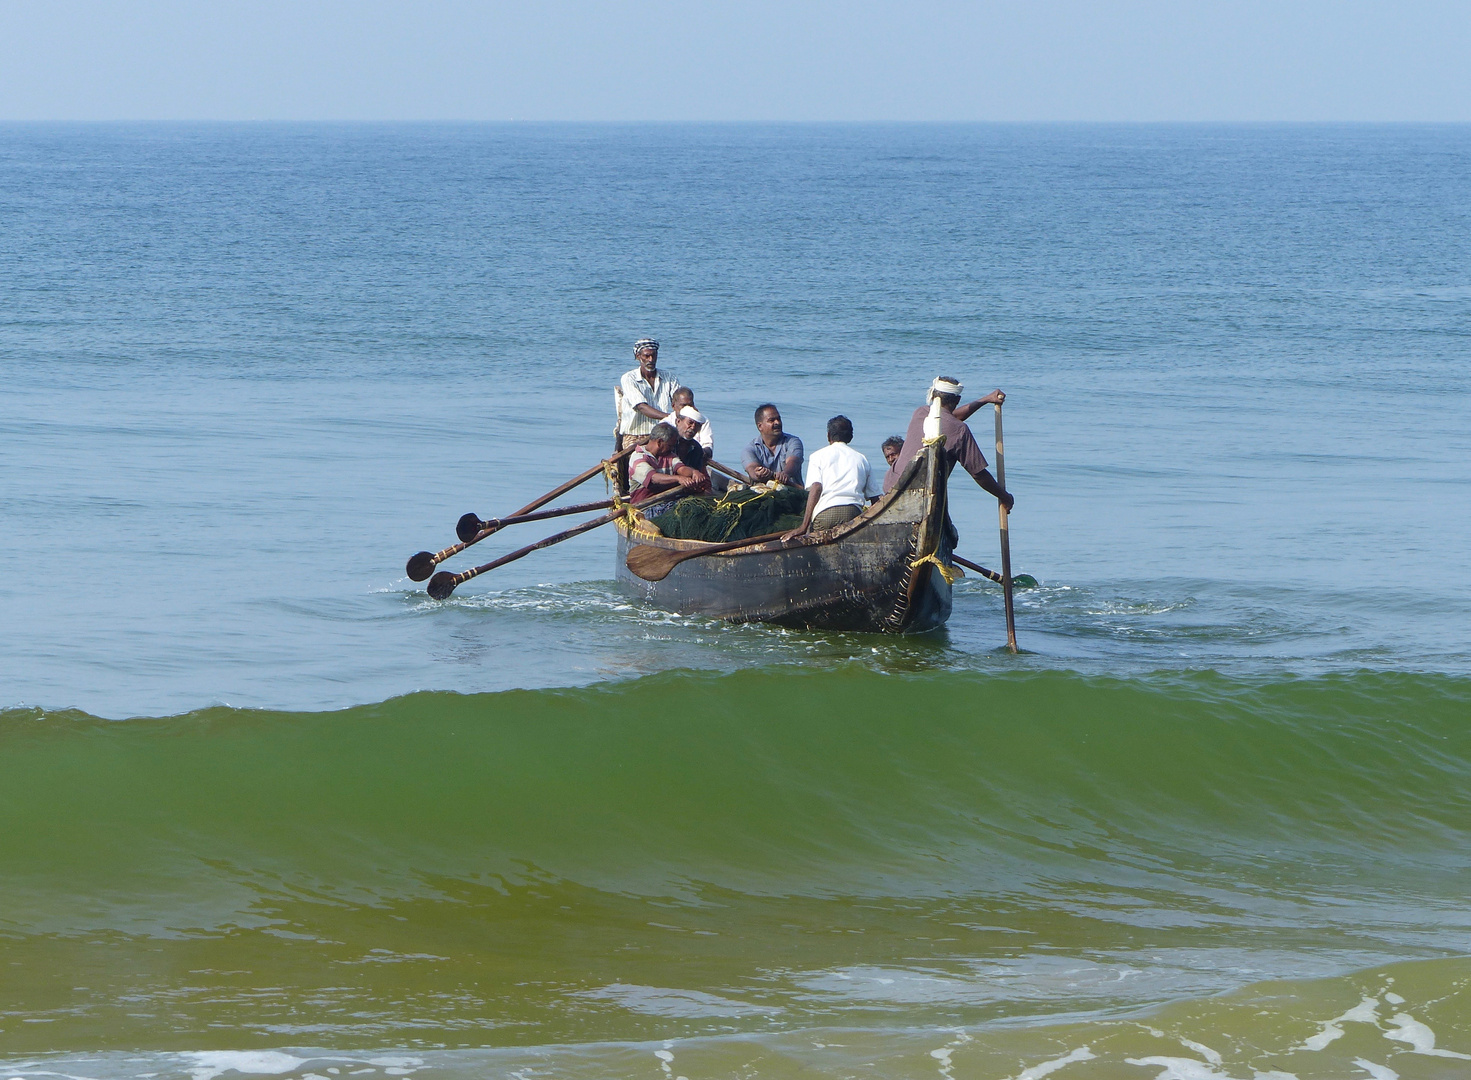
[435,511,620,596]
[994,402,1018,652]
[428,485,682,599]
[412,446,643,576]
[951,554,1002,583]
[688,529,790,558]
[467,497,615,543]
[705,458,748,484]
[510,441,642,520]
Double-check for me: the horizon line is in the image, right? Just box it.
[4,118,1470,126]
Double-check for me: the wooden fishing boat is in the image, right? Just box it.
[614,442,955,633]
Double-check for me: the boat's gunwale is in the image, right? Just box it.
[614,446,932,556]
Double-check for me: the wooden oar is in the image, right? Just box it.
[457,442,643,543]
[953,554,1038,588]
[705,458,748,484]
[406,444,642,581]
[406,498,615,581]
[426,487,682,600]
[994,402,1018,652]
[626,530,789,582]
[952,554,1003,583]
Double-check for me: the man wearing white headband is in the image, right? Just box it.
[618,339,683,451]
[669,406,712,485]
[882,377,1014,514]
[664,387,714,459]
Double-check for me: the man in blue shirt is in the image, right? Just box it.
[741,403,804,486]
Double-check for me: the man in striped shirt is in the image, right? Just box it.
[618,339,682,450]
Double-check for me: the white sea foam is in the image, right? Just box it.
[1382,1012,1471,1058]
[929,1029,972,1079]
[1352,1059,1399,1080]
[1012,1046,1096,1079]
[184,1052,308,1080]
[1297,996,1380,1051]
[1177,1040,1222,1066]
[1123,1056,1233,1079]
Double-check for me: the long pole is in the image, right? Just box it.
[426,486,683,600]
[994,402,1018,652]
[407,444,641,581]
[951,554,1003,584]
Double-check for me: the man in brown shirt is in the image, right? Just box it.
[883,377,1014,512]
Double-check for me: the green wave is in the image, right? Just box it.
[4,667,1471,1051]
[4,666,1469,927]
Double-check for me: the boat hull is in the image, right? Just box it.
[614,444,953,634]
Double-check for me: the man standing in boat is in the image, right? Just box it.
[883,378,1014,512]
[741,404,804,486]
[618,339,682,452]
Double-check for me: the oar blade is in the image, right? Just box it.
[625,544,681,582]
[456,513,484,544]
[406,551,437,582]
[426,572,458,601]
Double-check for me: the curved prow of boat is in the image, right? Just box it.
[615,442,954,633]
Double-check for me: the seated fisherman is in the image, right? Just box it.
[782,416,883,541]
[628,422,707,516]
[741,403,803,486]
[881,435,904,470]
[665,387,714,459]
[883,377,1013,513]
[671,408,713,481]
[618,339,682,451]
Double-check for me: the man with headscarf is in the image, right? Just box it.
[883,377,1014,513]
[618,339,683,452]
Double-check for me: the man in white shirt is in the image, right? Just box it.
[781,415,883,541]
[618,339,682,450]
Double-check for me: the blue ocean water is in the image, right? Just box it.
[2,124,1471,1079]
[4,123,1469,716]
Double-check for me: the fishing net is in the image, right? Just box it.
[653,484,808,542]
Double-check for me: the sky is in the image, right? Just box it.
[0,0,1468,122]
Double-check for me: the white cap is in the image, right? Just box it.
[676,406,706,425]
[929,376,963,398]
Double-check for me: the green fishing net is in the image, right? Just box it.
[653,485,809,542]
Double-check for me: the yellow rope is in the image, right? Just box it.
[620,503,663,539]
[910,552,962,585]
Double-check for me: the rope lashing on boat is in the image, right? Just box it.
[620,501,665,539]
[909,551,962,585]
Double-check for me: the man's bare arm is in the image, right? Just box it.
[782,483,823,542]
[953,389,1006,423]
[972,468,1014,511]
